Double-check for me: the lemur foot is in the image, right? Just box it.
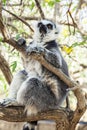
[0,98,20,107]
[26,46,45,55]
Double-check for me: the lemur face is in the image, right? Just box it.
[33,20,59,43]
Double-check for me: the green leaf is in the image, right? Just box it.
[79,41,87,46]
[11,61,17,72]
[4,84,7,91]
[71,40,87,48]
[71,42,79,47]
[0,37,3,42]
[2,0,6,5]
[55,0,60,2]
[15,34,20,40]
[48,1,55,6]
[30,2,35,10]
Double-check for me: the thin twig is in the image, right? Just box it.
[6,16,40,21]
[67,12,71,35]
[34,0,45,19]
[2,7,34,32]
[66,0,77,35]
[59,21,77,27]
[68,10,77,34]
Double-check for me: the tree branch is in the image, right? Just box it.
[34,0,45,19]
[0,106,70,129]
[0,53,12,84]
[0,3,10,40]
[2,7,34,32]
[6,16,40,21]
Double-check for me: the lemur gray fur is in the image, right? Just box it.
[0,20,69,130]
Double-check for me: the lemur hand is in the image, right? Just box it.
[17,38,26,45]
[26,46,45,55]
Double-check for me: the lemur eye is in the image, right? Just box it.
[38,22,42,27]
[47,24,53,30]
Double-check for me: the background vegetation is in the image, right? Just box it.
[0,0,87,129]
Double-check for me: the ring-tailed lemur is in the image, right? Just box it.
[0,20,69,130]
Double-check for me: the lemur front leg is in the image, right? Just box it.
[0,70,27,107]
[44,49,62,68]
[17,38,26,46]
[26,46,62,68]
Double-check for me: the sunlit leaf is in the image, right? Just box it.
[62,45,73,54]
[45,0,51,2]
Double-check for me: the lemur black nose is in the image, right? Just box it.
[39,24,47,34]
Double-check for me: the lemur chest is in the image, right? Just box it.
[23,57,42,77]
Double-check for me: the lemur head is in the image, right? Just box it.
[33,20,59,43]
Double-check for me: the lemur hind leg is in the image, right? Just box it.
[17,77,57,116]
[0,98,19,107]
[0,70,27,107]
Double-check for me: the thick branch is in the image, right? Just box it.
[0,53,12,84]
[0,106,68,122]
[0,106,70,130]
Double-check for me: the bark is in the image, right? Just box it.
[0,106,70,130]
[0,53,12,84]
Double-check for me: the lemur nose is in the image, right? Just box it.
[39,24,47,34]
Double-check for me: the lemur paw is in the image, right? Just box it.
[17,38,26,45]
[26,46,45,55]
[0,98,19,107]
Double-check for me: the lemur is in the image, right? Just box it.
[0,20,69,130]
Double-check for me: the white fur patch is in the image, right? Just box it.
[25,105,38,116]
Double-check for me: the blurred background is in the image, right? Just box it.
[0,0,87,129]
